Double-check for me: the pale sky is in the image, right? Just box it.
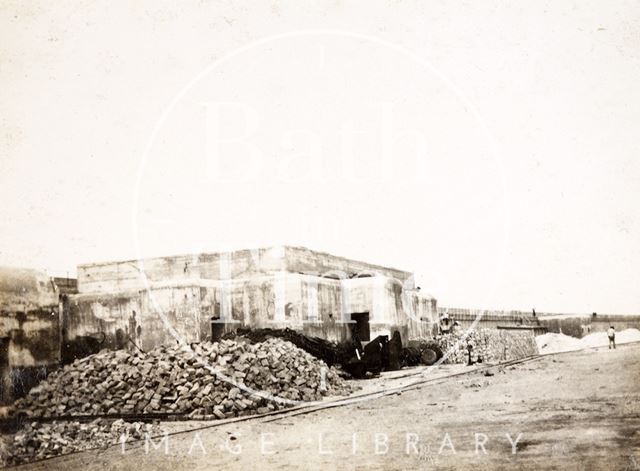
[1,0,639,314]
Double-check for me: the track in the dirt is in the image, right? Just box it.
[11,341,640,468]
[7,353,541,427]
[6,353,548,469]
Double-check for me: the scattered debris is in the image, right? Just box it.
[1,419,161,466]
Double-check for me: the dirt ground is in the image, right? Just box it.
[14,343,640,470]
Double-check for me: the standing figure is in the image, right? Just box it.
[607,325,616,349]
[439,313,452,335]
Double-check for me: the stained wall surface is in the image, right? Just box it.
[68,248,435,352]
[0,267,61,403]
[0,267,60,368]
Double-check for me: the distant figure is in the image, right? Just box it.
[607,325,616,349]
[466,342,474,366]
[439,313,452,335]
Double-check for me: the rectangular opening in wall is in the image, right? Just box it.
[350,312,370,341]
[211,317,224,342]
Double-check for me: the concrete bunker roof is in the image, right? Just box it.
[76,245,414,277]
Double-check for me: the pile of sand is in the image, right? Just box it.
[581,328,640,348]
[535,333,582,354]
[536,328,640,354]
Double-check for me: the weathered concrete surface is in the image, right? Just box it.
[0,267,61,403]
[440,307,640,336]
[540,314,640,337]
[0,267,60,368]
[76,246,414,294]
[0,267,58,312]
[67,274,436,352]
[77,248,288,294]
[52,277,78,296]
[1,310,60,367]
[68,247,436,353]
[283,246,414,284]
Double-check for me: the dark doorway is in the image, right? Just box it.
[211,317,224,342]
[350,312,370,341]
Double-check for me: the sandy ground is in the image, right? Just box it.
[14,343,640,470]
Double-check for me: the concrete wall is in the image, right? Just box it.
[539,314,640,338]
[77,247,287,294]
[435,307,640,337]
[0,267,60,368]
[0,267,61,403]
[437,307,541,330]
[0,267,58,312]
[0,310,60,367]
[68,247,429,352]
[76,246,414,294]
[283,246,414,284]
[67,271,436,352]
[67,286,205,353]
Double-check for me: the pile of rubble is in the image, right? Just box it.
[14,338,354,420]
[437,329,537,364]
[1,419,160,466]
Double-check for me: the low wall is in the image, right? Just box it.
[438,328,538,364]
[437,307,541,331]
[436,307,640,337]
[539,315,640,338]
